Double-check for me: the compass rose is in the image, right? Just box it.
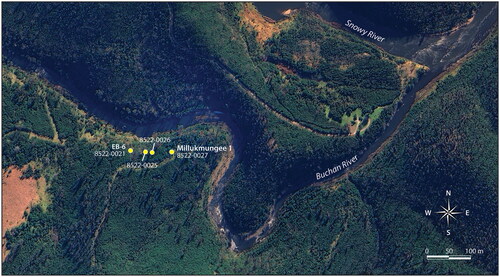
[423,190,471,236]
[435,199,462,226]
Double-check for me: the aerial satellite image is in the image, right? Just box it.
[1,2,498,275]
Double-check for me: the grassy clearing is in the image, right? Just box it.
[359,119,371,136]
[340,108,362,127]
[369,107,384,121]
[36,177,51,213]
[339,107,385,136]
[324,105,331,120]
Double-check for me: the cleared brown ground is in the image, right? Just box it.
[2,166,40,261]
[359,118,372,135]
[292,40,321,68]
[276,63,296,75]
[239,3,291,43]
[347,117,361,136]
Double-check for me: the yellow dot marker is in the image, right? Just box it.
[169,149,175,155]
[143,149,148,154]
[149,150,155,155]
[128,148,133,153]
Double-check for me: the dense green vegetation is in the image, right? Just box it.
[4,42,495,273]
[2,64,230,274]
[3,2,423,235]
[0,63,377,275]
[264,11,404,127]
[177,3,422,134]
[226,182,379,274]
[2,2,207,122]
[344,3,478,35]
[348,32,498,274]
[95,157,222,274]
[2,3,497,275]
[174,2,416,234]
[3,68,54,138]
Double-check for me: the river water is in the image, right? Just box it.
[311,3,498,70]
[253,2,305,20]
[4,2,498,252]
[228,2,498,251]
[3,52,227,138]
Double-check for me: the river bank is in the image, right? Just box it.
[223,2,498,251]
[3,2,497,253]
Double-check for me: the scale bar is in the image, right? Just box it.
[427,255,471,261]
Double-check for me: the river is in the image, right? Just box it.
[253,2,305,20]
[227,2,498,251]
[4,2,498,252]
